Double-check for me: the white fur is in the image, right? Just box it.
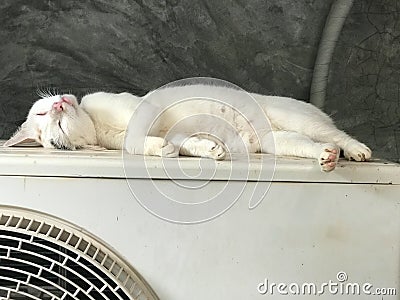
[5,84,372,172]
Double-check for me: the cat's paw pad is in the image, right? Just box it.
[319,144,340,172]
[344,141,371,161]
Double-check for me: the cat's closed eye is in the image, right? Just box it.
[36,112,47,116]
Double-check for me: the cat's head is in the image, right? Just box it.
[5,94,97,150]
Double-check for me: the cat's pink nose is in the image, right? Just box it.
[53,97,72,112]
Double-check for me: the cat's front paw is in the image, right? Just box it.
[344,141,371,161]
[126,136,179,157]
[203,140,226,160]
[180,137,226,160]
[145,136,179,158]
[319,144,340,172]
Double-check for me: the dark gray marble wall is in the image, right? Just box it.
[1,0,399,161]
[0,0,332,138]
[327,0,400,161]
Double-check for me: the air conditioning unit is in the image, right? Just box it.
[1,143,399,299]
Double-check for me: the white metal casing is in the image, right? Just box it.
[0,141,399,299]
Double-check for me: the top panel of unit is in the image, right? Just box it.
[0,141,398,184]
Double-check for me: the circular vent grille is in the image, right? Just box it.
[0,206,158,300]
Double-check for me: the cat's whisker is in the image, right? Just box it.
[38,87,51,99]
[36,87,46,99]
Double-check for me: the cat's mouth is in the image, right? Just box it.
[57,120,65,134]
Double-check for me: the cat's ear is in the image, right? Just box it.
[3,123,39,147]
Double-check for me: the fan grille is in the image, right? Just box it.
[0,206,158,300]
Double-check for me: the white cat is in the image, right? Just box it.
[4,84,371,172]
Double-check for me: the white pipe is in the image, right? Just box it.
[310,0,354,109]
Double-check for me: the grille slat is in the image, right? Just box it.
[0,287,41,300]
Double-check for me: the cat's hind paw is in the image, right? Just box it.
[319,144,340,172]
[344,141,371,162]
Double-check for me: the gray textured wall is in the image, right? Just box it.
[327,0,400,161]
[0,0,399,161]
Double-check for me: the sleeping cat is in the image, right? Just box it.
[4,83,371,172]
